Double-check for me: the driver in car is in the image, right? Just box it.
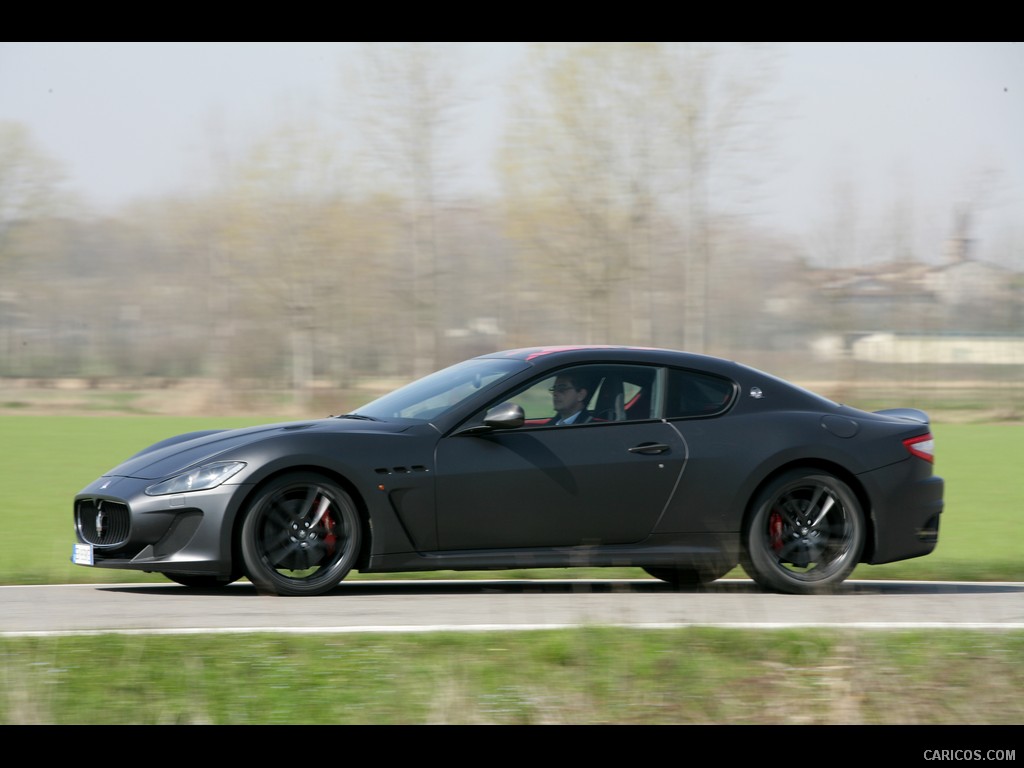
[547,373,594,425]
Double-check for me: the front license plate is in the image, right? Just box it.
[72,543,94,566]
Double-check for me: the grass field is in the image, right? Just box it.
[3,628,1023,724]
[0,415,1020,585]
[2,414,1021,725]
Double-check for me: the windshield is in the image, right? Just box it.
[351,358,528,422]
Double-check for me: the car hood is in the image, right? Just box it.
[104,418,412,480]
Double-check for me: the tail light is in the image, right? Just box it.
[904,433,935,463]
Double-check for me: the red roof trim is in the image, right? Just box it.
[497,345,649,361]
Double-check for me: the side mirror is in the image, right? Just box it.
[454,402,525,436]
[483,402,525,429]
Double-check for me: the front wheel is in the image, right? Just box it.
[240,473,362,596]
[741,470,865,594]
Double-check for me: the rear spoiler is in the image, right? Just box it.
[874,407,930,425]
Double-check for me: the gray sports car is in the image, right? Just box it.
[72,346,944,595]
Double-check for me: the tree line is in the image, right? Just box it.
[2,44,1018,407]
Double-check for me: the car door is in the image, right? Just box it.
[652,366,743,534]
[433,365,686,550]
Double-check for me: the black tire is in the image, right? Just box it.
[240,472,361,596]
[163,572,241,589]
[643,561,735,588]
[741,470,865,594]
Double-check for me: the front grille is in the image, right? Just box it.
[77,499,131,547]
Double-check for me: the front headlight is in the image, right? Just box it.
[145,461,247,496]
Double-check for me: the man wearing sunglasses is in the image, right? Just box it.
[547,373,594,425]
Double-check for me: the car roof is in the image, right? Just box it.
[476,346,835,405]
[478,345,730,369]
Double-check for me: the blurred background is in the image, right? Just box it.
[1,42,1022,417]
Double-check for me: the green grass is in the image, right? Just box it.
[849,422,1024,582]
[0,416,1021,585]
[0,415,270,585]
[1,415,1021,725]
[3,628,1023,724]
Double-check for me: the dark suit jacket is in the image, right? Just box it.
[545,410,592,426]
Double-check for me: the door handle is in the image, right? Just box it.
[628,442,670,455]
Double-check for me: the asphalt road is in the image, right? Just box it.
[2,579,1023,636]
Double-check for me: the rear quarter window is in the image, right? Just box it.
[665,369,735,418]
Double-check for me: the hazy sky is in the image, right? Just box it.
[1,42,1021,264]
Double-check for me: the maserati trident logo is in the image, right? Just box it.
[95,501,105,541]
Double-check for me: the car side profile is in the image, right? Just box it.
[72,346,944,595]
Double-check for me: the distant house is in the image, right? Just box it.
[849,332,1024,365]
[809,225,1022,361]
[923,257,1016,308]
[814,234,1020,336]
[818,261,937,332]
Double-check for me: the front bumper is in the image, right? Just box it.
[72,477,247,575]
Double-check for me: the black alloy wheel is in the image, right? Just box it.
[240,472,362,596]
[741,470,865,594]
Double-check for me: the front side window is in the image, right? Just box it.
[486,364,659,426]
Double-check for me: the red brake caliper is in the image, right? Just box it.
[310,493,337,558]
[321,500,337,557]
[769,509,784,552]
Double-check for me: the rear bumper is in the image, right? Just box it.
[860,462,944,565]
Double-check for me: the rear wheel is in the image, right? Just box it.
[240,472,361,596]
[741,470,864,594]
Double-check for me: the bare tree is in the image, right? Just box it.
[348,42,479,377]
[663,43,780,353]
[500,43,676,344]
[216,120,355,407]
[0,122,70,262]
[0,122,75,375]
[500,43,779,352]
